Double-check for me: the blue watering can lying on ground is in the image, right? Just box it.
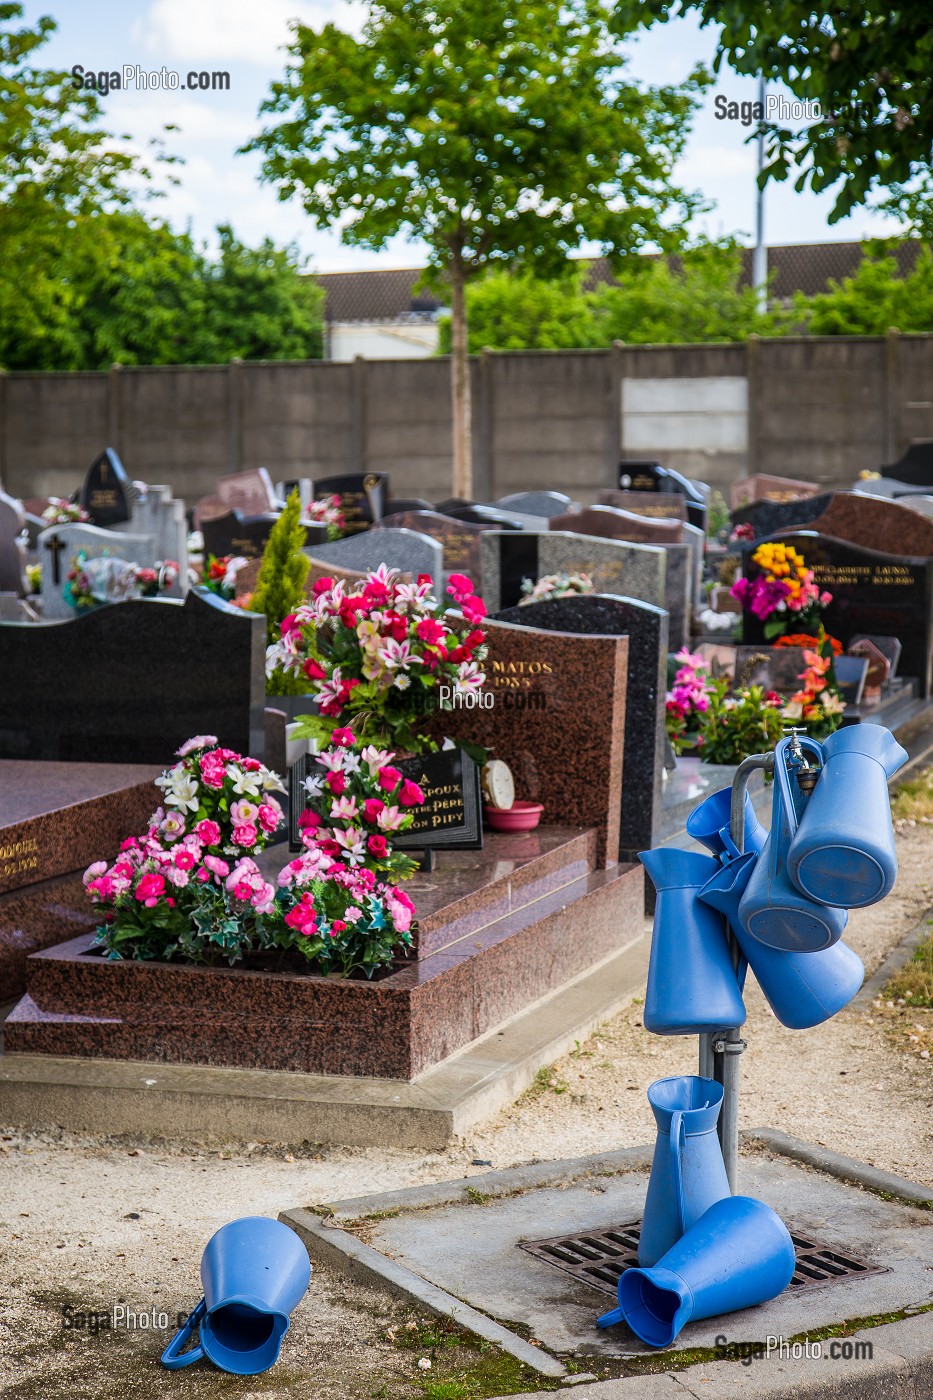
[639,849,746,1035]
[738,736,849,952]
[161,1217,311,1375]
[787,725,907,909]
[699,849,864,1029]
[638,1076,730,1268]
[598,1197,795,1347]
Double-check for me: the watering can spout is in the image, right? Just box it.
[820,723,908,779]
[638,847,718,893]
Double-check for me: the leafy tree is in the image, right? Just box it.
[246,0,709,497]
[440,242,779,352]
[611,0,933,222]
[794,240,933,336]
[203,225,324,361]
[249,490,312,696]
[589,241,781,344]
[437,267,598,353]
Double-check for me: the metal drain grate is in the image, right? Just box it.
[519,1220,889,1297]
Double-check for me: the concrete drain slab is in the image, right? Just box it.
[288,1141,933,1363]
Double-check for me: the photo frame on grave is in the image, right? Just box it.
[288,746,483,853]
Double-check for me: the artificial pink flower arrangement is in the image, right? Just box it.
[265,565,488,754]
[84,733,420,978]
[302,494,345,540]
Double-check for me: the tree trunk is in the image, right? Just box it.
[449,257,472,499]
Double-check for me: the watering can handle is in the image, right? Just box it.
[669,1110,687,1238]
[161,1298,206,1369]
[770,735,824,874]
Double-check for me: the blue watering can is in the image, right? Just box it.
[737,737,848,952]
[788,725,907,909]
[686,785,767,861]
[161,1217,311,1375]
[639,849,746,1035]
[699,851,864,1029]
[638,1076,730,1267]
[598,1196,795,1347]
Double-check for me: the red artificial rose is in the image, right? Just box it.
[367,834,388,858]
[312,577,334,595]
[377,766,402,791]
[416,618,446,646]
[303,658,327,681]
[362,797,385,822]
[398,780,424,807]
[325,771,346,796]
[331,727,356,747]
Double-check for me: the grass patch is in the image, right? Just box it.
[523,1066,569,1101]
[384,1315,560,1398]
[883,925,933,1007]
[891,767,933,821]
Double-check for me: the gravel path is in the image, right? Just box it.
[1,826,931,1397]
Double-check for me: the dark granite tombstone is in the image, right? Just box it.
[617,460,709,531]
[881,440,933,484]
[313,473,388,533]
[494,595,668,861]
[78,449,131,527]
[0,590,266,763]
[385,497,433,514]
[377,510,492,581]
[597,490,687,523]
[735,493,933,560]
[444,505,525,530]
[201,511,279,561]
[0,492,26,594]
[740,531,933,696]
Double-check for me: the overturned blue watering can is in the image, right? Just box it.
[700,849,864,1029]
[598,1197,795,1347]
[788,725,907,909]
[639,849,746,1035]
[639,1076,730,1267]
[738,737,848,952]
[161,1217,311,1375]
[686,785,767,861]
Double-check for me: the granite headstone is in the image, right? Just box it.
[495,491,576,517]
[0,492,26,594]
[38,523,157,620]
[112,482,188,595]
[481,530,667,619]
[729,474,822,511]
[201,511,279,562]
[0,590,266,763]
[78,449,131,526]
[494,594,668,861]
[377,510,492,583]
[597,489,687,523]
[305,526,443,581]
[741,531,933,696]
[313,472,388,533]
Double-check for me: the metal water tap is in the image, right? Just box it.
[783,725,820,793]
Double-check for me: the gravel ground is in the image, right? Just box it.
[1,826,931,1398]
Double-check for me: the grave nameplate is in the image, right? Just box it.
[597,490,687,522]
[741,531,933,696]
[78,449,131,526]
[314,473,388,533]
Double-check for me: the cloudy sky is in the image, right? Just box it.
[25,0,901,272]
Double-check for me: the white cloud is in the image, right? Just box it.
[131,0,364,66]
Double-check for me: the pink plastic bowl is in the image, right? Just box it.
[484,800,544,832]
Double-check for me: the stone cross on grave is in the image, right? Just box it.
[43,533,67,586]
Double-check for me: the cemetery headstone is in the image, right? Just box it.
[495,491,575,517]
[733,646,809,694]
[377,510,491,582]
[385,497,433,514]
[111,482,188,595]
[847,637,891,694]
[729,474,823,511]
[494,594,668,861]
[313,472,388,532]
[547,507,690,647]
[739,491,933,559]
[438,616,629,866]
[731,492,834,538]
[38,523,157,620]
[276,479,311,508]
[849,634,902,679]
[217,468,278,516]
[617,460,709,530]
[0,590,266,763]
[834,654,869,706]
[305,526,443,581]
[201,511,279,562]
[481,529,667,621]
[852,476,932,500]
[881,440,933,484]
[741,531,933,696]
[597,489,687,523]
[78,449,131,526]
[0,492,26,594]
[444,504,525,530]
